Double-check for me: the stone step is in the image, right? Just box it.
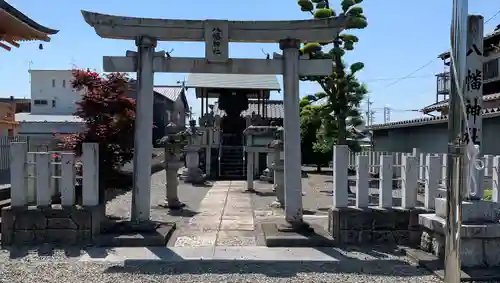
[0,198,10,210]
[96,221,176,247]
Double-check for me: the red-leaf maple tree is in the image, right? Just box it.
[58,69,136,190]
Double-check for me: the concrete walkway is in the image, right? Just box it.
[173,181,256,247]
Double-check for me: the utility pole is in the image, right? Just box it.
[383,106,391,123]
[444,0,468,282]
[365,96,375,126]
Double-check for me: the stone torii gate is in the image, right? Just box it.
[81,11,345,227]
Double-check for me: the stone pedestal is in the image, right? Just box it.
[260,153,274,183]
[181,147,205,184]
[270,160,284,208]
[163,162,184,209]
[419,198,500,267]
[246,151,255,191]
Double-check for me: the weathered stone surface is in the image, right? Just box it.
[1,205,101,247]
[328,206,428,245]
[45,229,78,245]
[420,216,500,267]
[435,198,500,223]
[47,218,78,229]
[14,208,46,230]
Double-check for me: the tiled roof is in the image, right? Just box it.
[213,100,284,119]
[186,73,281,91]
[369,107,500,130]
[15,113,84,123]
[422,92,500,113]
[0,0,59,35]
[153,86,183,102]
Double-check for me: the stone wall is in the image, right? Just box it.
[419,213,500,267]
[1,204,101,247]
[328,207,430,245]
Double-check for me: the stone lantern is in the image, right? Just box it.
[157,122,186,209]
[269,127,285,208]
[179,119,205,184]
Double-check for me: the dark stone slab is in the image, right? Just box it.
[328,206,431,246]
[1,205,101,247]
[404,247,500,282]
[96,220,176,247]
[262,221,335,247]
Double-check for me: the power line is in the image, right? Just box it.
[485,9,500,24]
[379,60,437,89]
[363,74,435,82]
[368,9,500,94]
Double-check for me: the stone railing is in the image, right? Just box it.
[330,145,500,248]
[350,149,500,197]
[1,142,100,247]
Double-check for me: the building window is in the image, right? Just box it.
[62,80,66,88]
[34,99,48,105]
[52,79,56,87]
[52,100,56,108]
[166,110,171,121]
[484,58,499,80]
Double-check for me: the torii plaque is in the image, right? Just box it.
[81,10,346,227]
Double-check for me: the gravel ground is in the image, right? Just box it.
[106,168,211,224]
[0,247,442,283]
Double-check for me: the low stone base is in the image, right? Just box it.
[179,167,206,184]
[404,247,500,282]
[1,205,101,247]
[328,207,430,246]
[435,198,500,222]
[419,213,500,267]
[96,220,176,247]
[261,221,335,247]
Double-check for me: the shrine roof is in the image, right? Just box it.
[422,92,500,113]
[186,73,281,91]
[0,0,59,51]
[213,99,284,119]
[369,106,500,131]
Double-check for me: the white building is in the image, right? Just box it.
[16,70,85,148]
[16,69,190,148]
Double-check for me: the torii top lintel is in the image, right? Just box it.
[81,10,346,43]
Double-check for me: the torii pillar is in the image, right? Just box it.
[81,10,345,226]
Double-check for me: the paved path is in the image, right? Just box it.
[173,181,257,247]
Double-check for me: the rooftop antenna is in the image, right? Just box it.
[260,48,270,60]
[70,56,77,69]
[176,77,187,90]
[165,48,174,59]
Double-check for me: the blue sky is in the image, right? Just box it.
[1,0,498,124]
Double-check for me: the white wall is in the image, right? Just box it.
[29,70,83,115]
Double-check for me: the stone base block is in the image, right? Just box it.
[419,213,500,267]
[179,167,206,184]
[435,198,500,222]
[1,205,101,247]
[262,222,334,247]
[96,220,176,247]
[404,247,500,282]
[328,207,431,246]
